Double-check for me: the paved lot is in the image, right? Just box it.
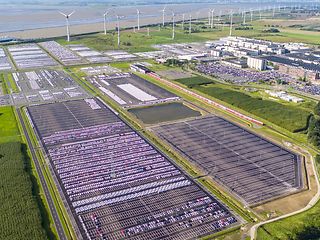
[87,73,179,107]
[27,98,239,240]
[153,116,303,206]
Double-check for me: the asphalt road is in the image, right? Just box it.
[16,108,67,240]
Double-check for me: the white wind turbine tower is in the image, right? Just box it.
[250,9,253,22]
[116,14,124,47]
[210,9,215,28]
[208,9,212,26]
[171,11,175,40]
[182,13,185,30]
[189,14,192,34]
[229,10,233,36]
[162,5,167,27]
[59,11,75,42]
[136,9,141,30]
[243,10,246,24]
[103,9,111,35]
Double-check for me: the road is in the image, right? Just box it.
[16,108,67,240]
[249,149,320,240]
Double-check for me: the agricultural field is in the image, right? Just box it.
[0,107,47,240]
[188,84,311,133]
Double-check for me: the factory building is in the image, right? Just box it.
[247,57,267,71]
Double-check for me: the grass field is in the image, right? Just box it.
[0,107,48,240]
[57,27,209,53]
[175,75,214,87]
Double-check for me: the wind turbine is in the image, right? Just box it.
[250,9,253,22]
[116,14,124,47]
[229,10,233,36]
[59,11,75,42]
[243,11,246,24]
[182,13,185,30]
[211,9,215,28]
[208,9,212,26]
[136,9,141,30]
[162,5,167,27]
[172,11,175,40]
[189,14,192,34]
[103,9,111,35]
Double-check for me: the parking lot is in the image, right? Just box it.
[81,65,120,75]
[7,43,58,69]
[104,50,138,61]
[0,48,13,71]
[39,41,87,66]
[68,44,112,63]
[10,69,88,105]
[87,73,179,107]
[27,98,238,240]
[153,116,302,205]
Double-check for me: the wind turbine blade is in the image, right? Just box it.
[59,11,67,17]
[69,11,75,17]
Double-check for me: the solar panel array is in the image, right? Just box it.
[27,99,238,240]
[153,116,302,205]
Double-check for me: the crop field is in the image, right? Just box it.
[0,107,47,240]
[152,116,302,206]
[27,98,239,240]
[87,73,179,107]
[128,102,202,124]
[192,85,311,133]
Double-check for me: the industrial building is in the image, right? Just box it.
[247,57,267,71]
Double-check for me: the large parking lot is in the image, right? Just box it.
[7,43,58,69]
[68,44,112,63]
[87,73,179,107]
[10,70,88,105]
[27,98,238,240]
[39,41,86,66]
[0,48,13,71]
[152,116,303,205]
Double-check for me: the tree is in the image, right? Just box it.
[314,102,320,116]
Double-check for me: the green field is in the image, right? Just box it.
[57,28,208,53]
[179,82,312,132]
[257,201,320,240]
[0,107,48,240]
[175,76,214,87]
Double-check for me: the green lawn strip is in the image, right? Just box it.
[6,72,19,93]
[20,108,76,240]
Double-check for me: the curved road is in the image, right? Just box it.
[249,150,320,240]
[16,109,67,240]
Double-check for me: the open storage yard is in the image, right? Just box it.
[104,50,138,61]
[87,73,179,107]
[7,43,58,69]
[27,98,239,240]
[80,65,121,75]
[10,69,88,105]
[0,48,13,71]
[68,44,112,63]
[39,41,87,66]
[152,116,303,206]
